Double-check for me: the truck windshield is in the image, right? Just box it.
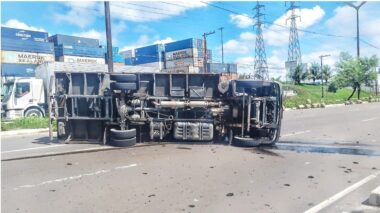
[1,82,14,102]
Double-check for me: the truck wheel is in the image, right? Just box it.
[24,108,43,117]
[110,74,137,82]
[232,136,260,147]
[111,82,137,90]
[110,128,136,140]
[109,137,136,147]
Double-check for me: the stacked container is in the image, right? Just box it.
[102,46,125,66]
[164,38,212,73]
[49,34,105,64]
[1,27,55,77]
[133,44,165,70]
[120,50,135,65]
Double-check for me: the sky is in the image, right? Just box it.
[1,1,380,78]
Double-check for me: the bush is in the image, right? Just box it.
[328,82,338,93]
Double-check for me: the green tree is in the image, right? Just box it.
[289,64,308,85]
[335,52,378,100]
[308,62,320,84]
[321,64,332,84]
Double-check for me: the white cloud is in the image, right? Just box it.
[223,39,251,55]
[72,22,126,45]
[53,2,100,28]
[325,3,380,50]
[120,34,152,51]
[54,1,206,28]
[153,37,175,45]
[230,14,254,28]
[264,5,325,47]
[2,19,46,32]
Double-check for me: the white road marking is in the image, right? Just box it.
[14,163,137,190]
[115,164,137,170]
[1,145,66,154]
[304,170,380,213]
[282,130,311,137]
[361,117,378,122]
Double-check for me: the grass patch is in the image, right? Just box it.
[1,117,56,131]
[283,84,377,108]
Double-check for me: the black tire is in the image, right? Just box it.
[232,136,260,147]
[110,128,136,140]
[110,74,137,82]
[109,137,136,147]
[24,108,43,117]
[111,82,137,90]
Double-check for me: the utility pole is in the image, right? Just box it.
[202,31,215,73]
[104,1,113,73]
[218,27,224,65]
[253,1,269,80]
[319,54,330,98]
[346,1,366,58]
[286,1,302,65]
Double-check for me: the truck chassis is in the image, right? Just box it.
[53,71,282,147]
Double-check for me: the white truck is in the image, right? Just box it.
[1,77,46,119]
[1,62,159,120]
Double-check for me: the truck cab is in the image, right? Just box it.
[1,77,46,120]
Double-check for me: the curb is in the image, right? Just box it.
[1,128,49,137]
[284,100,379,111]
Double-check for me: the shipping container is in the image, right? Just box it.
[120,49,135,58]
[163,66,201,73]
[58,55,105,64]
[1,63,37,77]
[207,63,238,73]
[165,48,197,61]
[1,27,48,42]
[165,57,203,68]
[135,44,164,55]
[54,44,104,58]
[49,34,99,47]
[1,51,55,64]
[124,57,135,65]
[136,61,164,70]
[100,46,120,55]
[1,38,54,54]
[165,38,203,52]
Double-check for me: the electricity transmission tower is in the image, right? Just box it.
[253,2,269,80]
[286,1,302,66]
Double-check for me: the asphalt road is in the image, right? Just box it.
[2,102,380,213]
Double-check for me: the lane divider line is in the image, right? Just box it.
[2,145,66,154]
[13,163,138,190]
[304,170,380,213]
[361,117,378,122]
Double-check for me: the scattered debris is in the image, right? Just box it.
[148,194,155,197]
[284,184,291,187]
[49,189,56,192]
[142,172,148,175]
[308,176,314,179]
[226,193,234,197]
[352,162,359,164]
[177,147,192,150]
[209,166,214,169]
[188,204,195,208]
[66,163,72,166]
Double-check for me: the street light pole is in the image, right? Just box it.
[104,1,113,73]
[218,27,224,64]
[319,54,330,98]
[346,1,366,58]
[202,31,215,73]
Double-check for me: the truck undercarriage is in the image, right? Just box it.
[54,72,282,147]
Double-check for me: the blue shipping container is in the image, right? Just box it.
[135,44,164,55]
[100,46,120,55]
[49,34,99,47]
[125,57,135,65]
[55,44,104,58]
[165,38,203,52]
[1,38,54,54]
[1,64,37,77]
[1,27,48,42]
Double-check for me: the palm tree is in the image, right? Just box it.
[308,62,320,84]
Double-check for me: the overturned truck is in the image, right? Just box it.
[53,71,283,147]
